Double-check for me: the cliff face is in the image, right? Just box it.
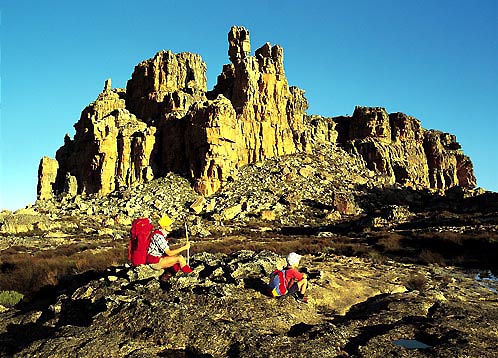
[335,106,476,190]
[52,82,156,197]
[211,26,310,165]
[37,26,476,201]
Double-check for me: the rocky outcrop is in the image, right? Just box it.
[37,157,58,200]
[185,95,239,194]
[338,106,475,190]
[424,130,476,189]
[37,26,312,200]
[37,27,476,202]
[211,26,310,166]
[125,50,208,121]
[0,207,60,234]
[51,83,156,197]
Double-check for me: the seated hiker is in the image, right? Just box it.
[284,252,309,302]
[269,252,308,303]
[146,215,193,273]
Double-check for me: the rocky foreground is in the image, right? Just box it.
[0,250,497,357]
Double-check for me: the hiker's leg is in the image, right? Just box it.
[158,255,186,269]
[297,278,308,294]
[287,282,299,296]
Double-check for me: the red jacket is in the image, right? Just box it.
[284,266,304,287]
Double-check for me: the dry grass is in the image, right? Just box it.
[419,250,445,266]
[368,229,498,269]
[189,234,378,258]
[375,232,405,252]
[0,242,126,298]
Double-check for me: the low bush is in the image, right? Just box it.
[191,235,362,257]
[405,273,427,291]
[419,249,445,266]
[0,290,24,306]
[376,232,404,252]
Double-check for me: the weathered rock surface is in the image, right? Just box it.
[52,83,156,197]
[37,26,476,203]
[338,107,476,190]
[126,50,208,121]
[0,251,496,357]
[38,26,311,200]
[185,95,239,195]
[211,26,310,166]
[423,129,476,189]
[37,156,58,200]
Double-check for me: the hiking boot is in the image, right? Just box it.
[160,272,172,282]
[297,295,308,304]
[294,293,308,304]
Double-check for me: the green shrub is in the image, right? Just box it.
[0,290,24,306]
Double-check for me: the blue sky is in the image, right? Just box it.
[1,0,497,210]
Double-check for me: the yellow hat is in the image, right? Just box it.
[158,215,174,228]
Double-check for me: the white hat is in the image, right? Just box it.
[286,252,302,266]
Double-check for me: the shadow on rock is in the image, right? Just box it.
[0,323,57,356]
[243,277,271,296]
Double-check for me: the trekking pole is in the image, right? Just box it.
[184,222,190,266]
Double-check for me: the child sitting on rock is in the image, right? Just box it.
[146,215,193,273]
[269,252,308,303]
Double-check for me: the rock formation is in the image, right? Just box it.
[336,106,476,190]
[53,83,156,197]
[37,157,58,200]
[37,26,476,202]
[210,26,310,166]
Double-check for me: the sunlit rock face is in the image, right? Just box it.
[337,106,475,190]
[37,26,475,201]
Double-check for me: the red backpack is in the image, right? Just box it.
[128,218,154,266]
[268,269,288,297]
